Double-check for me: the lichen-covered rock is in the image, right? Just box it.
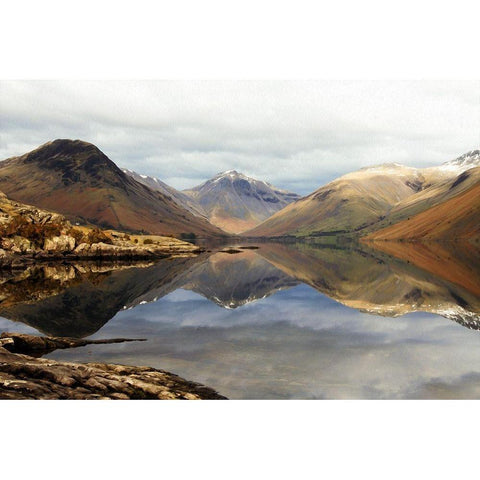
[2,236,33,253]
[0,190,203,267]
[43,235,76,252]
[73,242,154,258]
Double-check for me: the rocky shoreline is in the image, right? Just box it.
[0,333,226,400]
[0,243,203,269]
[0,190,204,268]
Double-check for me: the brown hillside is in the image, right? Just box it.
[365,182,480,242]
[0,140,225,238]
[245,164,432,237]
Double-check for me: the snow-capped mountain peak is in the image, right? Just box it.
[211,170,249,183]
[183,170,301,233]
[442,150,480,170]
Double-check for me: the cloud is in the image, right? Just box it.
[1,80,478,194]
[42,284,480,399]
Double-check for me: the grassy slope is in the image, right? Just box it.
[360,166,480,236]
[365,182,480,242]
[245,169,424,237]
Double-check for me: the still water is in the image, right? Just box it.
[1,241,479,399]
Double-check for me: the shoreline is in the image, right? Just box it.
[0,333,227,400]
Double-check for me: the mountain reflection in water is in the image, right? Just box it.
[1,241,479,399]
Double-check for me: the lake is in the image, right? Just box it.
[1,241,479,399]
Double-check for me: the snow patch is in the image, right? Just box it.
[443,150,480,170]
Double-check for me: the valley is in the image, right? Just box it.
[0,139,479,400]
[1,140,478,244]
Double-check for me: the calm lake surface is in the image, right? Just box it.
[1,241,480,399]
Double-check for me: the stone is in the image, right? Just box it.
[43,235,76,252]
[0,333,227,400]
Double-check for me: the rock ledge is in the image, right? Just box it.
[0,333,226,400]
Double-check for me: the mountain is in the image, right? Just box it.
[441,149,480,171]
[362,152,480,240]
[365,167,480,242]
[0,140,224,238]
[246,164,430,237]
[370,165,480,230]
[246,151,480,238]
[183,170,300,234]
[121,168,207,219]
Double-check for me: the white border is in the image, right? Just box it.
[2,1,479,478]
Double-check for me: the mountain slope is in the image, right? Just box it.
[183,170,300,234]
[246,151,480,238]
[122,168,207,219]
[363,165,480,237]
[246,164,430,237]
[365,175,480,242]
[0,140,225,237]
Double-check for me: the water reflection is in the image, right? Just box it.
[1,242,478,336]
[256,241,480,327]
[0,257,200,337]
[1,242,480,399]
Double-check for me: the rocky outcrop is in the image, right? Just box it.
[69,241,199,259]
[0,190,203,267]
[0,333,226,400]
[44,235,76,252]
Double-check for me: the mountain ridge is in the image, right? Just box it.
[121,168,208,219]
[182,170,300,233]
[0,139,225,238]
[1,140,478,242]
[364,170,480,242]
[245,150,480,238]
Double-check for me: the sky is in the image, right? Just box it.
[1,80,479,196]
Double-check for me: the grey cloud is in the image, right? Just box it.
[1,80,478,195]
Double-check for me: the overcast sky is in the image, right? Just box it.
[1,80,479,195]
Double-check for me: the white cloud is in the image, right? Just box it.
[1,80,478,194]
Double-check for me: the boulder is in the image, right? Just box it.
[43,235,76,253]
